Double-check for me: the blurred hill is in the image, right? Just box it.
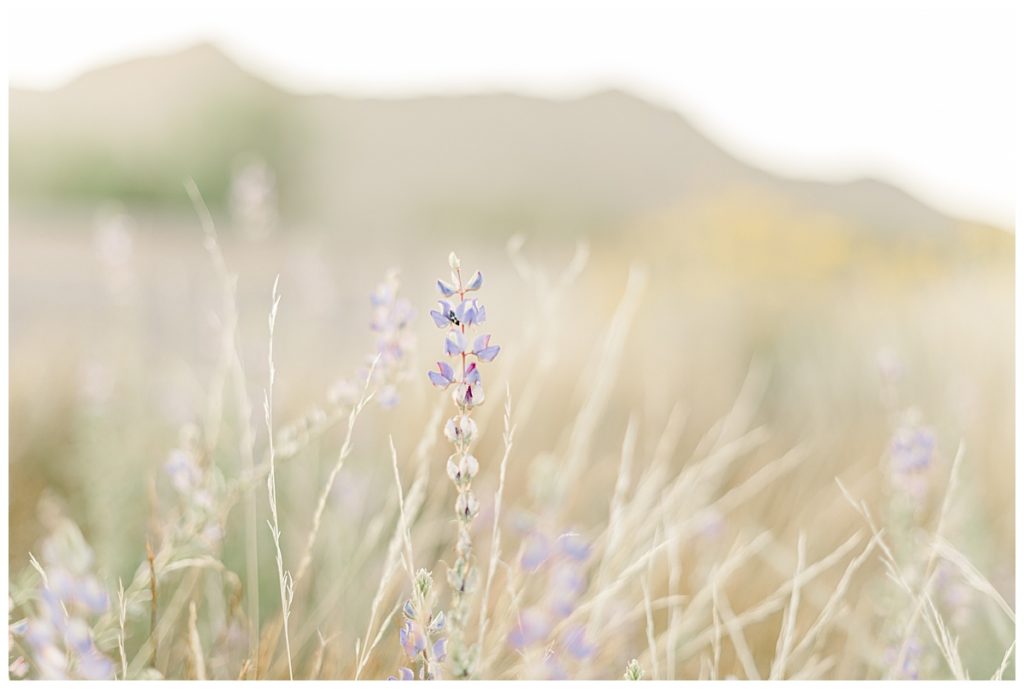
[10,42,1011,262]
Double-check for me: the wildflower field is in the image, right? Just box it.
[8,187,1014,680]
[6,42,1015,683]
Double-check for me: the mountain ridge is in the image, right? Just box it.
[10,42,1006,241]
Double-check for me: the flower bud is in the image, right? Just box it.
[444,415,477,447]
[455,491,480,521]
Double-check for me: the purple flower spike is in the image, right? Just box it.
[428,361,456,389]
[437,279,457,297]
[473,334,500,362]
[430,300,454,328]
[444,331,466,357]
[465,270,483,291]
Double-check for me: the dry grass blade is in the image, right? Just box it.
[678,531,862,660]
[770,531,806,679]
[791,530,882,659]
[117,578,129,680]
[714,583,760,680]
[933,536,1015,625]
[262,275,294,680]
[991,641,1015,680]
[187,601,207,680]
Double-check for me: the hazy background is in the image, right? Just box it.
[7,1,1015,679]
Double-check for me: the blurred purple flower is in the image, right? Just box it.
[890,426,935,474]
[508,608,550,650]
[521,532,551,571]
[563,625,596,660]
[557,533,591,562]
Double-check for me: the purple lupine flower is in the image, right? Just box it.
[437,279,458,297]
[430,300,456,328]
[368,271,416,408]
[890,426,935,474]
[429,254,500,678]
[472,334,500,361]
[399,620,427,658]
[15,514,116,680]
[507,526,596,672]
[425,255,499,406]
[429,361,456,389]
[464,270,483,291]
[391,569,447,680]
[432,637,448,662]
[444,330,466,357]
[454,299,486,326]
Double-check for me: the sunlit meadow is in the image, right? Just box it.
[7,44,1014,682]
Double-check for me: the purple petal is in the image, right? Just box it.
[437,279,457,297]
[465,362,480,384]
[476,345,500,362]
[432,637,448,662]
[472,334,500,361]
[429,310,449,329]
[465,271,483,291]
[558,533,591,562]
[444,331,465,356]
[428,371,451,388]
[400,667,415,681]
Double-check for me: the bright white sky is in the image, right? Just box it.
[6,0,1017,227]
